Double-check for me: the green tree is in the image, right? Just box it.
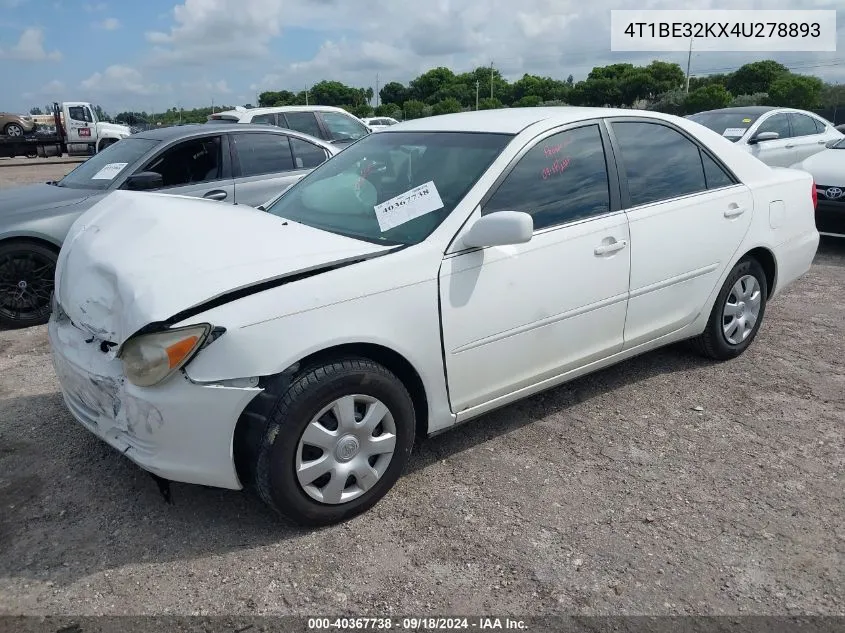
[258,90,297,107]
[379,81,408,106]
[729,92,769,107]
[767,74,824,109]
[365,87,374,104]
[409,67,456,103]
[514,95,543,107]
[309,80,358,106]
[374,103,403,119]
[684,84,732,114]
[477,97,503,110]
[726,61,790,97]
[29,106,43,115]
[647,88,687,115]
[588,63,636,82]
[619,68,661,104]
[643,60,685,92]
[572,78,623,107]
[431,98,463,115]
[402,99,427,119]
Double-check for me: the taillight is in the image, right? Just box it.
[811,179,818,210]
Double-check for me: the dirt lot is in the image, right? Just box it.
[0,159,80,189]
[0,164,843,617]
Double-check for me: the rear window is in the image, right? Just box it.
[687,111,763,142]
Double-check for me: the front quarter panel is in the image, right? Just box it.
[177,245,456,433]
[0,197,102,248]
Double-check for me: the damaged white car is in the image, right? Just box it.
[49,108,820,526]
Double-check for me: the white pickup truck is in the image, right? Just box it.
[31,101,132,155]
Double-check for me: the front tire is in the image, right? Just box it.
[0,241,58,329]
[4,123,24,137]
[691,257,768,361]
[252,358,416,526]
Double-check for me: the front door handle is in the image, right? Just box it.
[724,206,747,218]
[818,140,827,145]
[594,239,628,256]
[203,190,227,201]
[785,144,795,149]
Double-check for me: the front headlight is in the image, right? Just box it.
[119,324,211,387]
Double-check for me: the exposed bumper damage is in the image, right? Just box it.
[48,306,261,491]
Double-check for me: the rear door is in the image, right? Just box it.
[132,133,235,201]
[279,111,326,140]
[788,112,829,162]
[748,113,797,167]
[230,132,322,207]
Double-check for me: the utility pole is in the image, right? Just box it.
[490,61,494,99]
[305,85,309,106]
[211,98,215,114]
[476,80,480,110]
[376,73,380,107]
[685,37,693,93]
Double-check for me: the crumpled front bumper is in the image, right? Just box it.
[48,308,261,490]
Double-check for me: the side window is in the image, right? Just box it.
[143,136,222,187]
[612,121,706,206]
[789,113,819,137]
[281,112,323,139]
[68,106,86,122]
[232,133,294,176]
[319,111,370,142]
[756,114,791,138]
[482,124,610,230]
[251,113,276,126]
[812,118,827,133]
[290,137,329,169]
[701,151,734,190]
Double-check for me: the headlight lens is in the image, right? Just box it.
[119,324,211,387]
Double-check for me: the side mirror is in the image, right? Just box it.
[748,131,779,145]
[462,211,533,248]
[124,171,163,191]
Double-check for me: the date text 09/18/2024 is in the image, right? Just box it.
[306,617,528,630]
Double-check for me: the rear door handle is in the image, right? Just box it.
[203,190,227,201]
[594,240,628,256]
[724,206,747,218]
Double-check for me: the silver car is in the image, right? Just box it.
[0,123,337,329]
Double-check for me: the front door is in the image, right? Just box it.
[65,104,95,145]
[607,119,755,348]
[747,112,798,167]
[132,134,235,202]
[439,123,631,414]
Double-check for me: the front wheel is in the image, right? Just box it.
[691,257,768,361]
[252,358,416,526]
[4,123,24,137]
[0,241,58,329]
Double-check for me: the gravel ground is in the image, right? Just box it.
[0,166,843,617]
[0,160,80,189]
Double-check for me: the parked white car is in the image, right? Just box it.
[362,116,400,131]
[791,136,845,237]
[209,105,371,147]
[49,107,819,526]
[687,106,843,167]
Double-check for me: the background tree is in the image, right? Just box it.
[379,81,408,106]
[402,99,427,120]
[431,97,463,115]
[767,74,824,109]
[726,61,790,96]
[684,84,732,113]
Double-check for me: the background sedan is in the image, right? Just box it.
[791,136,845,238]
[0,123,337,329]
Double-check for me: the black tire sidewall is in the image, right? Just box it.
[264,363,415,526]
[0,241,58,329]
[707,258,768,358]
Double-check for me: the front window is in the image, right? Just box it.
[265,131,512,246]
[57,138,159,190]
[687,111,762,142]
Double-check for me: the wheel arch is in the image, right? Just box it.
[0,234,62,253]
[740,245,778,297]
[231,341,430,489]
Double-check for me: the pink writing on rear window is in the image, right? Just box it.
[542,157,571,180]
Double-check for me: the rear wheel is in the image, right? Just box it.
[691,257,768,361]
[0,241,58,329]
[249,358,416,526]
[97,138,116,152]
[3,123,24,137]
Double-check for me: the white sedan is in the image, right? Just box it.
[790,136,845,237]
[49,107,820,526]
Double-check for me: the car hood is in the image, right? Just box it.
[97,121,132,136]
[55,190,396,344]
[793,149,845,185]
[0,183,100,218]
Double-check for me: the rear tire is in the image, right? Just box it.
[691,257,768,361]
[0,241,58,329]
[250,358,416,526]
[3,123,24,137]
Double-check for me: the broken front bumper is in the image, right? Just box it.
[48,309,261,490]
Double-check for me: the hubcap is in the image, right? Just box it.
[7,125,22,137]
[0,251,55,323]
[722,274,761,345]
[295,394,397,505]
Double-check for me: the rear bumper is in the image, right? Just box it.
[816,200,845,237]
[48,311,261,490]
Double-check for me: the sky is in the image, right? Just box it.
[1,0,843,115]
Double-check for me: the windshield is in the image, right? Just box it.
[828,138,845,149]
[58,138,159,190]
[265,131,512,246]
[687,111,763,142]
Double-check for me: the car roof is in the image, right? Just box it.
[215,105,351,118]
[389,107,670,134]
[691,106,777,116]
[131,122,332,146]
